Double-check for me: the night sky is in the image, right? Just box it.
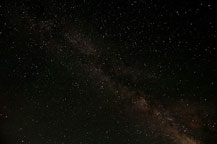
[1,0,217,144]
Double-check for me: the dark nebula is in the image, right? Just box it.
[1,1,217,144]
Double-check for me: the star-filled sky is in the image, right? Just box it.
[1,0,217,144]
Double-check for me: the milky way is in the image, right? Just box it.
[1,1,217,144]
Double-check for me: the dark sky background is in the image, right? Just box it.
[1,0,217,144]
